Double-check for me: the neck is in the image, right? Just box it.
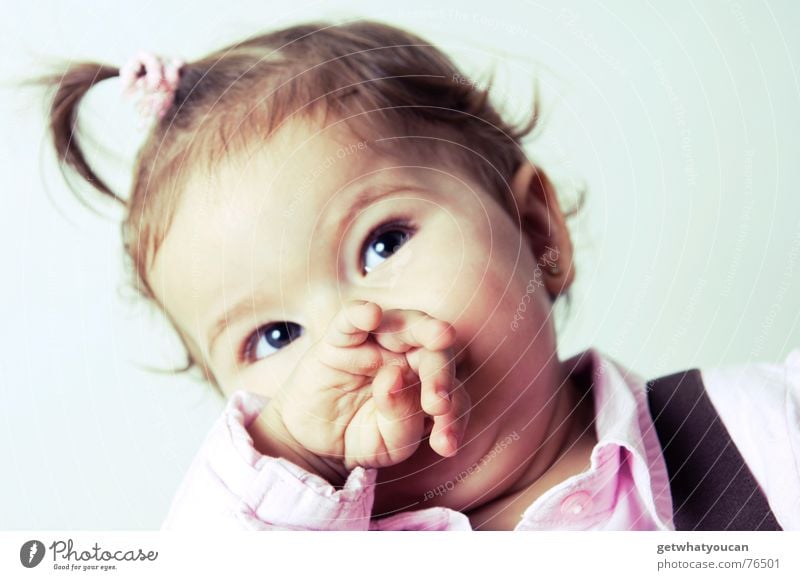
[466,372,596,530]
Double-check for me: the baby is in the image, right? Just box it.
[36,20,798,531]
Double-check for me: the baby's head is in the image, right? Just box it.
[43,20,583,512]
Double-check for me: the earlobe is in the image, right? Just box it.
[508,160,575,298]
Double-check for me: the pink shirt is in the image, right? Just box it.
[161,348,800,530]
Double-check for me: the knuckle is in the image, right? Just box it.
[434,374,454,393]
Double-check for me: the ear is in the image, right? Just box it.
[508,160,575,299]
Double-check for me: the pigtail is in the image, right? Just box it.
[30,61,124,207]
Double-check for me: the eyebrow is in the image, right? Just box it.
[204,182,422,360]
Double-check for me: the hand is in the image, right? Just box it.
[251,301,471,479]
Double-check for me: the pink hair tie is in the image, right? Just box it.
[119,51,184,124]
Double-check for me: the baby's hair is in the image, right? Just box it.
[32,19,579,392]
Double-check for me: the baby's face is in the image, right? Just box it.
[150,117,568,513]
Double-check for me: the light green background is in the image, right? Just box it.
[1,0,798,528]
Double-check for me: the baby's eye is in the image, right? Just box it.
[242,321,303,363]
[361,220,414,274]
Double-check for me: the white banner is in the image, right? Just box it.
[1,532,798,579]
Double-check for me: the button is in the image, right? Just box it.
[560,491,593,516]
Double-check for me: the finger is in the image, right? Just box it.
[372,363,419,422]
[372,364,424,463]
[318,341,406,378]
[428,379,471,458]
[373,310,456,353]
[411,347,456,417]
[325,300,382,348]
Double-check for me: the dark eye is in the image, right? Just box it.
[362,220,414,274]
[242,321,303,363]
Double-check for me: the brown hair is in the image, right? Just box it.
[32,20,576,392]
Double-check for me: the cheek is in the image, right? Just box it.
[453,253,547,348]
[460,216,540,321]
[443,212,553,356]
[405,211,544,343]
[219,342,309,400]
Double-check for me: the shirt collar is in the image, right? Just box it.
[516,348,674,529]
[565,348,674,529]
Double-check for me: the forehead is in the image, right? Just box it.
[191,118,378,228]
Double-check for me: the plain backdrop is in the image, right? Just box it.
[1,0,798,529]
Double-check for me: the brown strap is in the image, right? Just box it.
[646,369,782,530]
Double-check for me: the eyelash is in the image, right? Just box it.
[358,215,416,274]
[239,216,417,364]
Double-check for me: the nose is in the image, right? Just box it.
[305,290,405,343]
[304,286,458,357]
[301,291,342,343]
[303,288,384,342]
